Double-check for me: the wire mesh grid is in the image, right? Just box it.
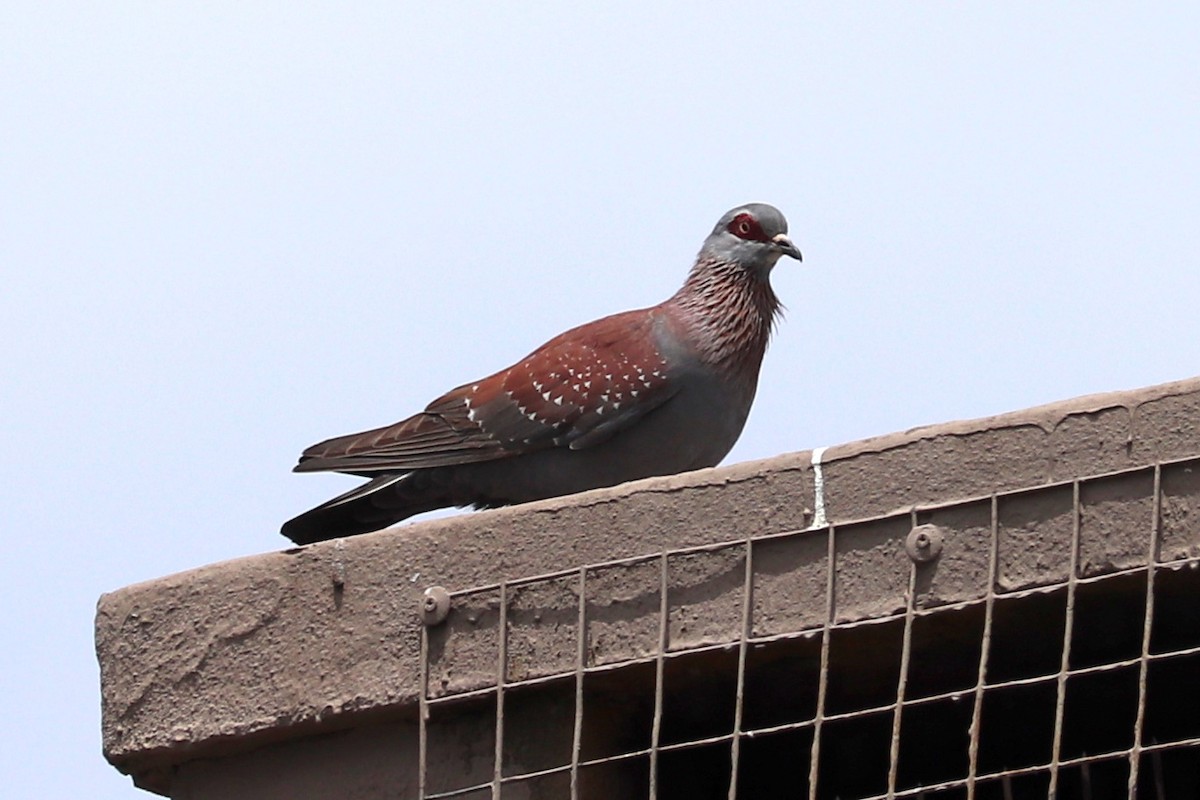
[416,457,1200,799]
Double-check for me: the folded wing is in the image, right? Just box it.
[293,308,678,475]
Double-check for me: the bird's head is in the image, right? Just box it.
[700,203,802,277]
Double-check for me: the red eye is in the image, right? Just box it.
[727,212,768,243]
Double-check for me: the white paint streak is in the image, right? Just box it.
[809,446,829,529]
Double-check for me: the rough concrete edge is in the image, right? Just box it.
[822,376,1200,461]
[95,377,1199,598]
[97,455,809,601]
[95,374,1200,792]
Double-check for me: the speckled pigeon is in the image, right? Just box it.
[282,203,801,544]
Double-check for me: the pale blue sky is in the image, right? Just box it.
[2,4,1198,797]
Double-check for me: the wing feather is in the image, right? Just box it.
[293,308,677,475]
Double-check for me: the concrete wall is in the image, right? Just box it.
[96,377,1200,797]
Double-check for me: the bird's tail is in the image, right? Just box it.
[281,473,442,545]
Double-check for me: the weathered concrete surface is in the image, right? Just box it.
[96,375,1200,794]
[98,448,814,794]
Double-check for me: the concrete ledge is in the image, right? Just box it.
[96,375,1200,794]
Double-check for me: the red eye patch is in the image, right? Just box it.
[726,212,770,243]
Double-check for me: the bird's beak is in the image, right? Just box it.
[772,233,802,262]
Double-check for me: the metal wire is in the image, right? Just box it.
[416,457,1200,799]
[648,552,667,800]
[726,538,753,800]
[1128,463,1162,793]
[569,567,585,799]
[806,524,834,800]
[1047,480,1083,796]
